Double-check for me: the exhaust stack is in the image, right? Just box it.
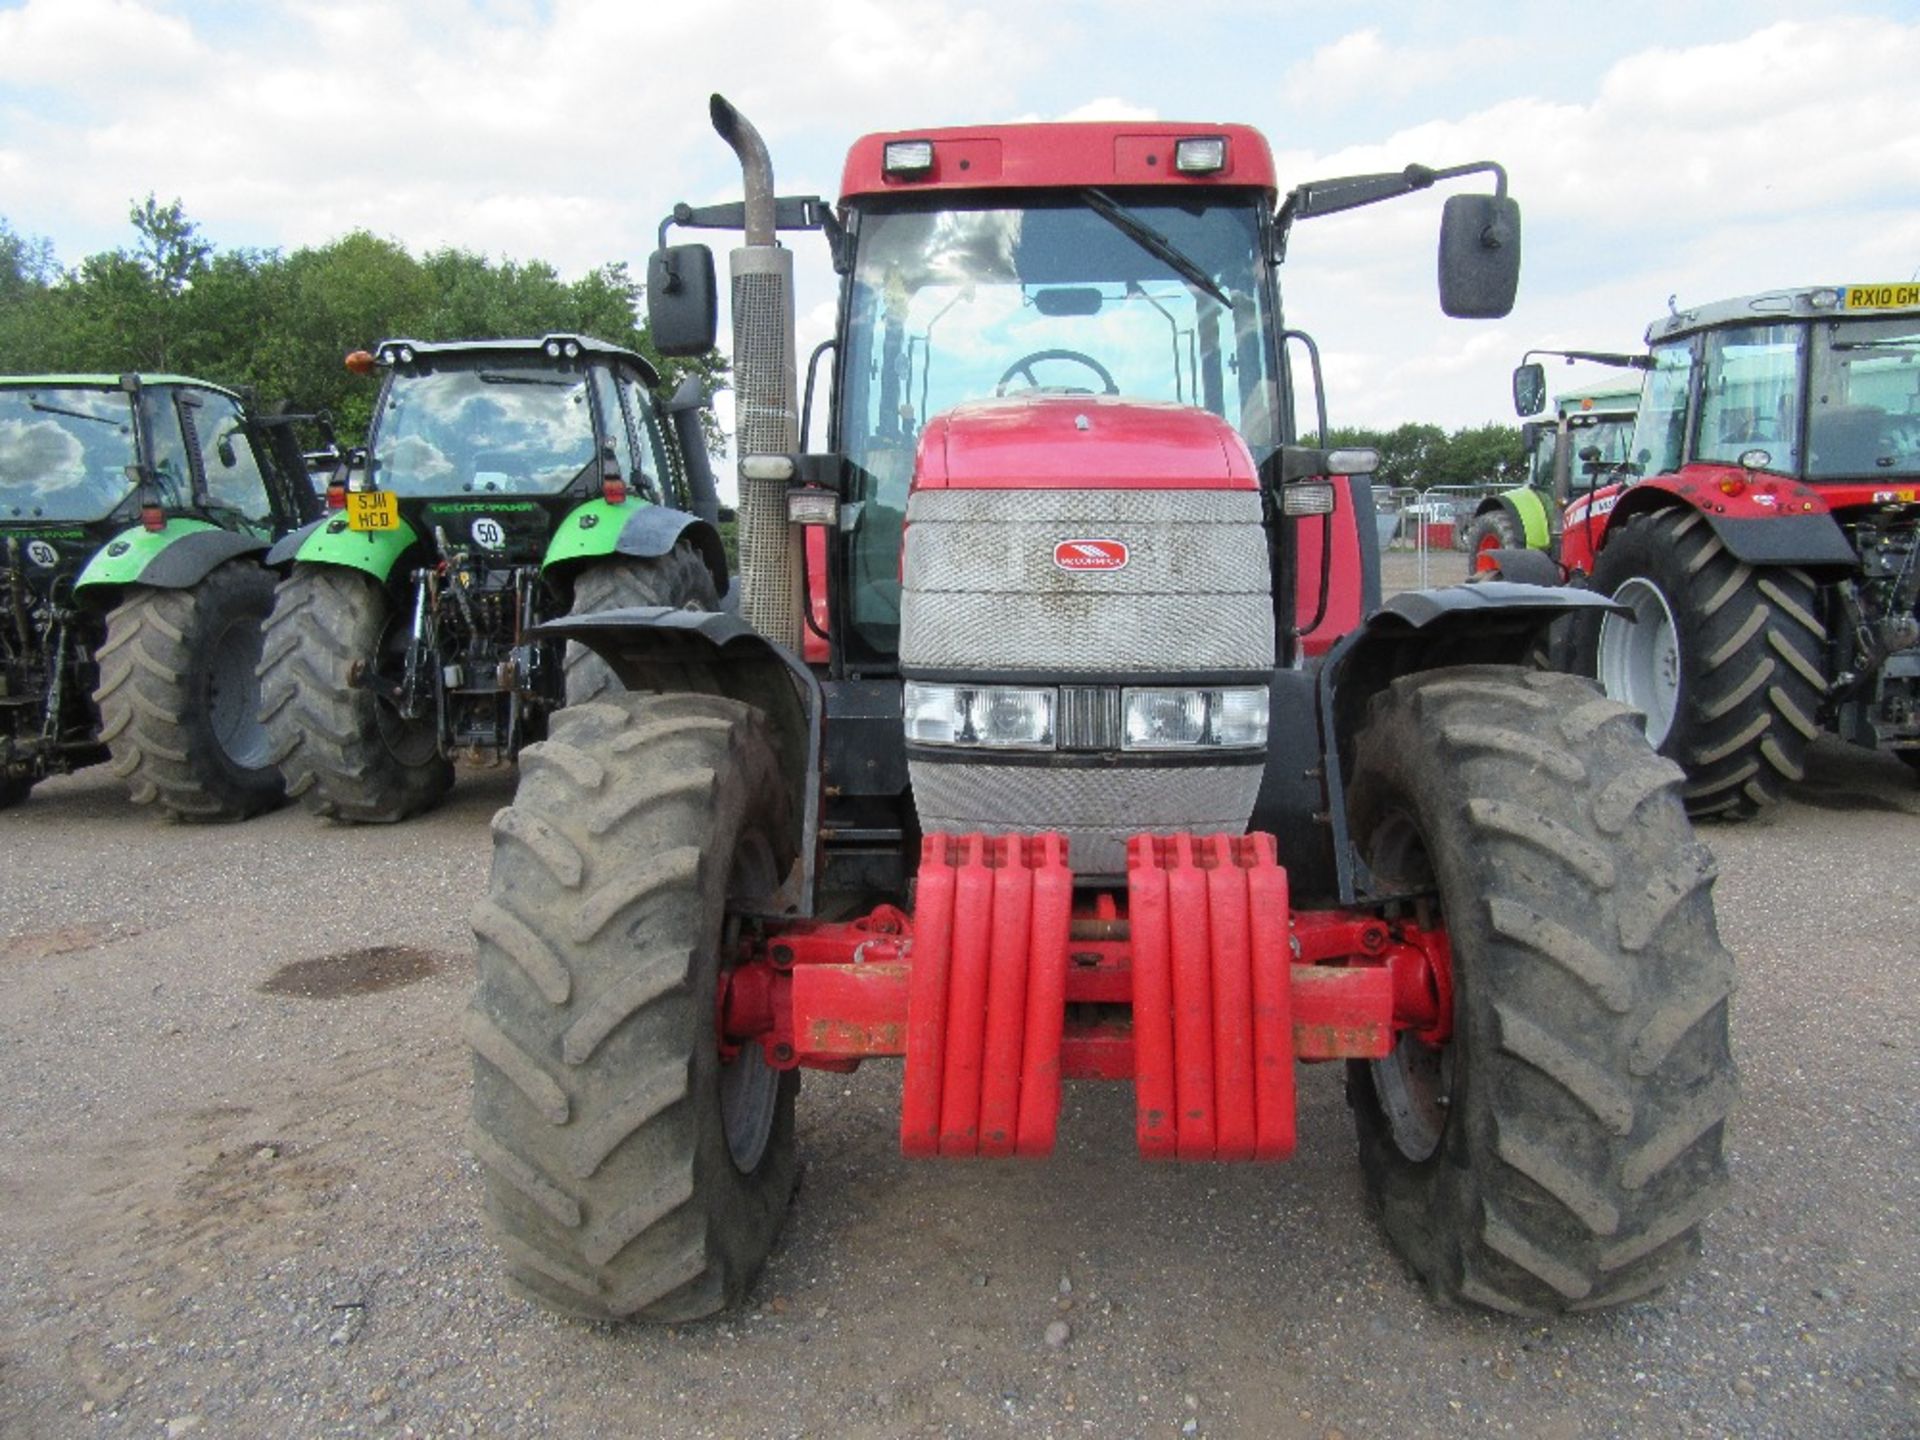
[712,93,802,650]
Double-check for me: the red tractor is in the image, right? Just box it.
[467,97,1735,1322]
[1504,284,1920,817]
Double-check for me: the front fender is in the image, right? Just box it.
[74,519,266,600]
[1316,582,1628,903]
[276,514,421,581]
[532,606,818,915]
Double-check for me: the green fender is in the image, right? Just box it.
[541,495,652,571]
[288,514,421,581]
[1484,487,1552,550]
[74,518,267,599]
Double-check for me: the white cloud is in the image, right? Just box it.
[0,0,202,84]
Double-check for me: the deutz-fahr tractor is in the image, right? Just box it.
[1508,284,1920,817]
[1464,375,1639,576]
[257,335,727,822]
[1,373,324,818]
[468,98,1735,1322]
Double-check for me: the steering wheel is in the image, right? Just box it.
[994,349,1119,397]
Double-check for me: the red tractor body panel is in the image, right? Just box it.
[1560,462,1843,573]
[911,396,1258,492]
[841,123,1278,201]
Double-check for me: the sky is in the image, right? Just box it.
[3,0,1920,440]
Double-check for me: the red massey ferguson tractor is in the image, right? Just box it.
[466,97,1736,1321]
[1503,284,1920,818]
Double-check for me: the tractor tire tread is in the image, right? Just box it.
[1348,665,1735,1315]
[255,565,452,822]
[93,560,285,821]
[470,691,797,1323]
[561,545,719,706]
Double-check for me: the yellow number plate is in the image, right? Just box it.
[345,491,400,532]
[1843,283,1920,311]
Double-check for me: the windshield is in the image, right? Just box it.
[1809,316,1920,479]
[1566,411,1636,480]
[837,194,1278,652]
[0,387,139,522]
[370,363,597,497]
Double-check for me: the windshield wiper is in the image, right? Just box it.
[29,399,120,426]
[1831,336,1920,351]
[1080,189,1232,308]
[476,371,575,387]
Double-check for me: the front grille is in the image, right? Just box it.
[1057,686,1123,750]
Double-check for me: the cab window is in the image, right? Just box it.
[592,367,638,491]
[1695,324,1802,472]
[1628,342,1694,478]
[621,374,675,505]
[186,393,273,526]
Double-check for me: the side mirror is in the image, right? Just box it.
[1512,362,1547,417]
[647,245,719,356]
[216,433,238,468]
[1438,193,1521,319]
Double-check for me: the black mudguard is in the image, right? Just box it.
[532,606,818,915]
[126,528,268,590]
[1703,513,1855,570]
[614,505,730,594]
[264,517,325,568]
[1310,582,1627,904]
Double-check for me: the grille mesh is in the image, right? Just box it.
[911,762,1262,876]
[731,258,798,649]
[900,487,1273,673]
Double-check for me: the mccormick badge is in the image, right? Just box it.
[1053,538,1130,572]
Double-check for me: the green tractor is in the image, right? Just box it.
[257,335,727,822]
[1464,379,1639,576]
[1,373,325,817]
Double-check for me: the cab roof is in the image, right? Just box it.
[369,334,660,387]
[1648,283,1920,343]
[840,122,1277,202]
[0,373,243,402]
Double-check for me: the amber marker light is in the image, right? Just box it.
[344,350,378,376]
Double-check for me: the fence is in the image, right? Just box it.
[1372,483,1512,587]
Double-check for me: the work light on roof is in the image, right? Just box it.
[1174,137,1228,174]
[544,340,562,357]
[883,140,935,177]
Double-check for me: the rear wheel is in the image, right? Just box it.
[0,774,32,811]
[94,560,285,821]
[561,544,718,706]
[1583,508,1825,819]
[1347,666,1735,1315]
[470,691,798,1321]
[1465,510,1524,578]
[257,564,453,822]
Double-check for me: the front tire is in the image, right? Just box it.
[257,565,453,823]
[1582,509,1825,819]
[470,691,799,1322]
[94,560,285,821]
[1347,666,1735,1315]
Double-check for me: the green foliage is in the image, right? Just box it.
[1327,420,1526,492]
[0,201,727,450]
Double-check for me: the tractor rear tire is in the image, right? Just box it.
[562,544,718,706]
[1465,510,1524,578]
[469,691,798,1322]
[94,560,285,821]
[0,774,32,811]
[1346,666,1735,1315]
[257,565,453,823]
[1582,508,1825,819]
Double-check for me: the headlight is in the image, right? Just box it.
[1122,687,1268,750]
[904,682,1055,749]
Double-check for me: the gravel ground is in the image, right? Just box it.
[2,676,1917,1438]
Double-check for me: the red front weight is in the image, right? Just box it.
[901,833,1072,1158]
[1128,833,1296,1162]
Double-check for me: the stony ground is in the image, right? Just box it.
[1,607,1916,1438]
